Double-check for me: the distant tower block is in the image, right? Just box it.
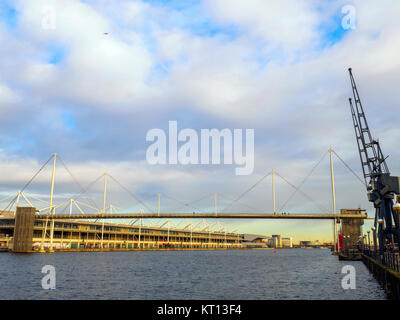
[340,209,364,251]
[12,207,36,252]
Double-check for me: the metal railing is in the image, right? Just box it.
[362,248,400,273]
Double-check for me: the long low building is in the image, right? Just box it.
[0,208,243,252]
[242,234,268,248]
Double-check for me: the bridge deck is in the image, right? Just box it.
[34,213,370,220]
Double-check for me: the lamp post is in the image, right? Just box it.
[372,227,377,254]
[367,231,371,251]
[364,235,367,252]
[359,235,364,252]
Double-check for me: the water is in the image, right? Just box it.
[0,249,386,300]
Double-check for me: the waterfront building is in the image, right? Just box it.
[0,209,243,252]
[269,235,282,248]
[242,234,268,248]
[281,237,293,248]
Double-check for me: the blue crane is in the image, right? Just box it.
[348,68,400,254]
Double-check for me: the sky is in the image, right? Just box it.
[0,0,400,242]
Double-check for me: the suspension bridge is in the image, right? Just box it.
[0,148,369,220]
[0,148,368,217]
[0,146,371,254]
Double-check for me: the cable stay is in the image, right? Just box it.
[0,154,53,216]
[42,173,104,216]
[166,193,213,213]
[22,192,51,205]
[276,171,330,213]
[217,193,260,212]
[0,194,17,204]
[279,151,328,212]
[57,156,100,211]
[332,150,365,186]
[107,174,154,213]
[221,171,272,212]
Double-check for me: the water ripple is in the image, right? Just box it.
[0,249,387,300]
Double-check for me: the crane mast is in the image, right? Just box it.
[348,68,400,254]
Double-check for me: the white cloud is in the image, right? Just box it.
[0,0,399,239]
[0,83,19,107]
[205,0,321,50]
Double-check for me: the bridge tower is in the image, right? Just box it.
[11,207,36,252]
[340,209,364,253]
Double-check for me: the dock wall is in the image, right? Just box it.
[362,253,400,299]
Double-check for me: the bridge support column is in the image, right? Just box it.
[12,207,36,252]
[329,148,337,252]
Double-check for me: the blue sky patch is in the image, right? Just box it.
[145,61,172,85]
[186,20,238,40]
[0,1,18,29]
[141,0,202,11]
[142,0,239,40]
[61,111,76,129]
[47,45,67,65]
[317,8,353,49]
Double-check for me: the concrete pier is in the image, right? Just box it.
[11,207,35,253]
[337,209,364,260]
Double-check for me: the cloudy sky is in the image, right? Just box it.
[0,0,399,242]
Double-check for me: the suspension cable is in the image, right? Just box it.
[166,193,212,213]
[108,174,154,213]
[0,154,53,215]
[58,156,100,210]
[221,171,272,212]
[276,171,330,213]
[52,173,104,214]
[23,192,51,205]
[332,150,366,186]
[279,151,328,212]
[218,193,260,212]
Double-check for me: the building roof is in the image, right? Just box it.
[243,234,268,241]
[0,211,14,218]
